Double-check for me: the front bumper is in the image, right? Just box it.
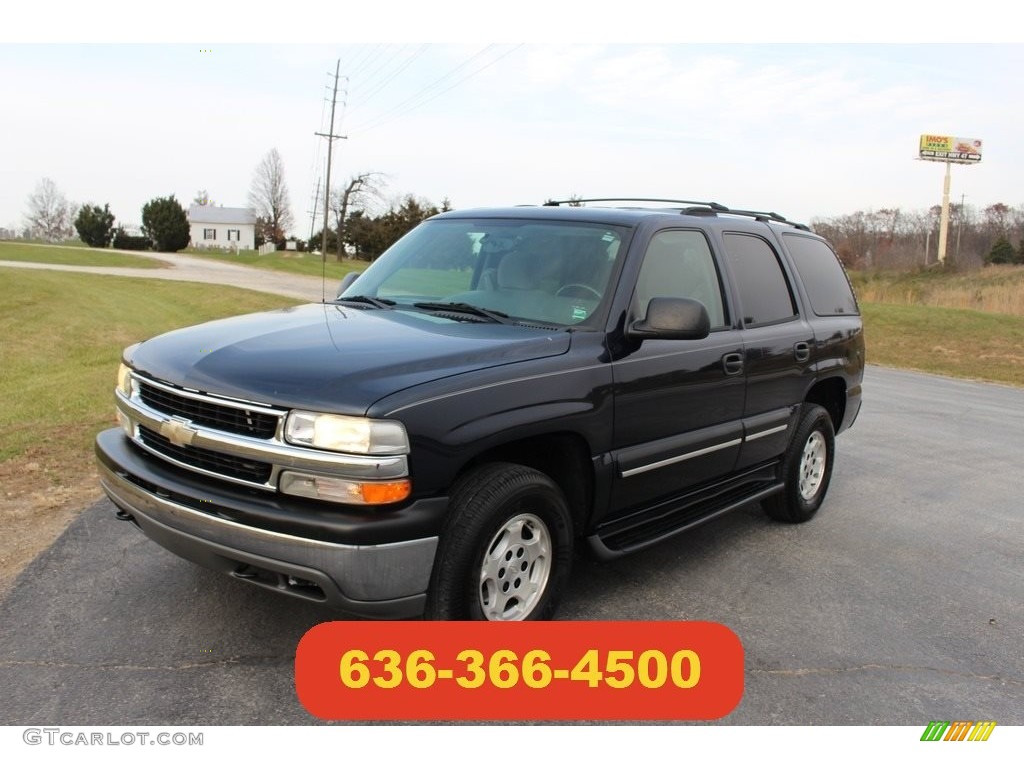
[95,428,447,618]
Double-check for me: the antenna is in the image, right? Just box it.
[307,177,321,246]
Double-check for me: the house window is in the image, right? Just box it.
[227,229,240,241]
[203,228,217,240]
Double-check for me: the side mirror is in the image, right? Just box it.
[337,272,361,296]
[628,297,710,341]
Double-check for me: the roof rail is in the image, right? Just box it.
[540,197,810,230]
[722,208,811,231]
[543,197,729,212]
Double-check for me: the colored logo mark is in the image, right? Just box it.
[920,721,996,742]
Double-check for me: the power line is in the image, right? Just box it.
[306,77,331,223]
[348,44,494,131]
[349,45,521,135]
[346,44,430,117]
[345,44,391,83]
[353,44,407,91]
[304,73,334,245]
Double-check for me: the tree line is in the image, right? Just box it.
[810,202,1024,270]
[22,161,1022,271]
[21,176,192,252]
[16,148,298,252]
[310,185,451,262]
[17,153,448,260]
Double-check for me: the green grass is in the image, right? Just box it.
[0,242,165,268]
[850,264,1024,316]
[0,269,300,476]
[850,266,1024,385]
[863,302,1024,386]
[183,248,364,281]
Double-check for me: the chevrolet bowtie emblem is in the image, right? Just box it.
[160,416,198,447]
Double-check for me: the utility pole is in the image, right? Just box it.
[314,60,347,263]
[307,177,321,246]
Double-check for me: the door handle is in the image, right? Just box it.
[722,352,744,375]
[794,341,811,362]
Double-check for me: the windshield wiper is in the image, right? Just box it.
[336,295,396,309]
[412,301,513,324]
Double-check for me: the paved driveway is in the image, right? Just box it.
[0,250,331,302]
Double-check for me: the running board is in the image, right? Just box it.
[588,475,784,559]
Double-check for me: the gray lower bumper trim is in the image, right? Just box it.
[99,462,437,609]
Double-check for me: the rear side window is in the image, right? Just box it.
[782,234,860,316]
[722,233,796,326]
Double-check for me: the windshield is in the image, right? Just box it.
[339,218,628,327]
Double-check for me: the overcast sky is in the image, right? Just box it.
[3,3,1021,236]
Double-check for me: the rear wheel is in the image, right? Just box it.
[763,404,835,523]
[425,463,573,620]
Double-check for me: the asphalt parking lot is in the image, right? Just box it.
[0,366,1021,725]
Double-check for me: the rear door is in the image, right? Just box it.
[719,231,815,468]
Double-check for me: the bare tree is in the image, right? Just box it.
[330,172,385,261]
[248,149,294,243]
[983,203,1012,237]
[25,178,74,242]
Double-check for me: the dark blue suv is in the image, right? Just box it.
[96,199,864,621]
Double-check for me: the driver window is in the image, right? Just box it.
[634,230,727,328]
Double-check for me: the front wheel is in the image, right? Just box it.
[763,404,835,523]
[425,463,574,620]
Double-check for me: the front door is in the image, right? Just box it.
[607,229,746,517]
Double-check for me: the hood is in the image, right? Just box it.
[127,303,570,414]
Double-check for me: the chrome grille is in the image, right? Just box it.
[138,425,273,485]
[138,381,279,438]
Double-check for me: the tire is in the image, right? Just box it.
[763,404,835,524]
[425,463,574,621]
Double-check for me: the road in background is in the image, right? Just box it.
[0,250,329,301]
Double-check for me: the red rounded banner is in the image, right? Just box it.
[295,620,743,721]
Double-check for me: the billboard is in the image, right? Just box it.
[919,134,982,163]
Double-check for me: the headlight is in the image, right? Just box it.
[115,364,135,436]
[284,411,409,455]
[116,363,134,398]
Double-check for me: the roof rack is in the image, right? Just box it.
[541,197,810,231]
[543,197,729,211]
[722,208,811,231]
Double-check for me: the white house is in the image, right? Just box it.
[188,205,257,251]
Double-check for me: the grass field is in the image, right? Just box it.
[0,267,303,590]
[0,270,299,468]
[849,265,1024,384]
[862,302,1024,386]
[183,247,364,280]
[0,241,166,268]
[851,264,1024,317]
